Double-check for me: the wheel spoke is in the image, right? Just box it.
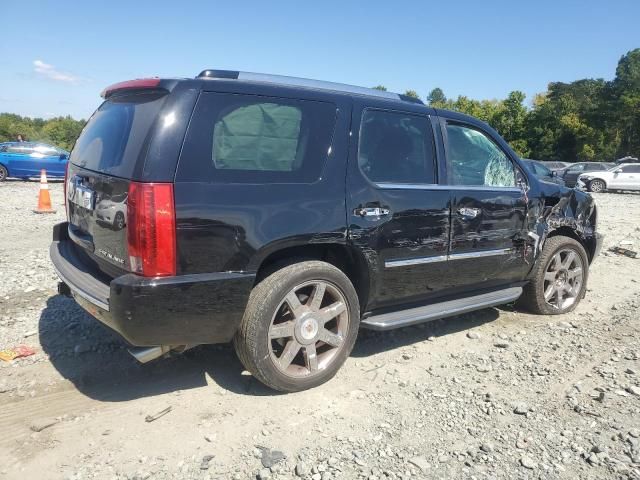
[285,291,304,318]
[278,340,301,369]
[316,301,346,325]
[555,286,564,308]
[269,321,295,339]
[551,253,562,271]
[564,284,575,298]
[304,343,318,373]
[544,271,557,281]
[544,284,556,301]
[308,283,326,311]
[318,328,343,347]
[562,251,576,269]
[567,267,582,280]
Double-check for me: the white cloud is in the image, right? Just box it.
[33,59,80,84]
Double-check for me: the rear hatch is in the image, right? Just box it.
[66,87,171,277]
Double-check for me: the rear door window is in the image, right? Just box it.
[178,92,337,183]
[69,92,167,178]
[357,109,435,184]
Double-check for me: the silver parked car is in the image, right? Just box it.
[577,163,640,192]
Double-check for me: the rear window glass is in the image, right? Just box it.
[177,93,337,183]
[70,93,166,178]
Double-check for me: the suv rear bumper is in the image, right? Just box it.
[50,222,255,346]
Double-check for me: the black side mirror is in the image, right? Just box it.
[60,153,68,160]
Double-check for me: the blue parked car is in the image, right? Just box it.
[0,142,69,181]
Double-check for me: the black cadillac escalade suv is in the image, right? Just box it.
[51,71,603,392]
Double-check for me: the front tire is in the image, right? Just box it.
[518,236,588,315]
[0,165,8,182]
[234,260,360,392]
[588,179,606,193]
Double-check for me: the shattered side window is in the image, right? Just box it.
[445,123,516,187]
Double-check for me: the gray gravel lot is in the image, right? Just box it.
[0,180,639,480]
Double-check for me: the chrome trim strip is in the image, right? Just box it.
[51,262,110,311]
[448,248,514,260]
[385,255,448,268]
[375,183,522,193]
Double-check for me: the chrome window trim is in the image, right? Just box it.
[375,182,522,193]
[385,248,514,268]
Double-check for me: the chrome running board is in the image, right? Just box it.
[361,287,522,331]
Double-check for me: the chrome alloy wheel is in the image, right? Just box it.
[590,179,605,192]
[268,280,349,377]
[543,248,584,310]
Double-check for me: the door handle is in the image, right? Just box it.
[457,207,481,219]
[353,207,390,218]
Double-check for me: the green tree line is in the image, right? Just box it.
[0,114,85,152]
[1,49,638,161]
[392,48,640,162]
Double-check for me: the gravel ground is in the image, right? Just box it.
[0,180,639,480]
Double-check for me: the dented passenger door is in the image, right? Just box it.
[441,119,530,290]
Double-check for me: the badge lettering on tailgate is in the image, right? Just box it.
[98,249,125,264]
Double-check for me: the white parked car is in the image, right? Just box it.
[577,163,640,192]
[95,193,127,230]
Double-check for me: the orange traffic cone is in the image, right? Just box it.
[34,169,56,214]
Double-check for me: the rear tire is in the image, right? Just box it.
[588,179,606,193]
[234,260,360,392]
[518,236,589,315]
[0,165,7,182]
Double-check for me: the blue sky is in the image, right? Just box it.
[1,0,638,119]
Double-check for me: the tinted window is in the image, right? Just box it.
[213,103,302,171]
[358,109,435,184]
[535,162,552,176]
[7,145,34,155]
[566,164,585,173]
[584,164,603,171]
[178,93,337,183]
[621,165,640,173]
[32,144,60,156]
[70,92,167,178]
[445,123,515,187]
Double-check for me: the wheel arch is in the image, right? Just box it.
[0,162,9,176]
[589,177,607,189]
[253,242,371,311]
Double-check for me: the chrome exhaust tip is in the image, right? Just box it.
[128,344,196,363]
[128,345,172,363]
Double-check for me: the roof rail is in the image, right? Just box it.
[196,69,423,104]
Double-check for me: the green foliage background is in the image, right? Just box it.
[0,49,638,161]
[0,114,84,152]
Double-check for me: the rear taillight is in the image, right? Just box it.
[127,182,176,277]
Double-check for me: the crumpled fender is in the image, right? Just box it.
[524,182,599,265]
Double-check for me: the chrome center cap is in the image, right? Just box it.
[556,270,568,286]
[300,318,319,341]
